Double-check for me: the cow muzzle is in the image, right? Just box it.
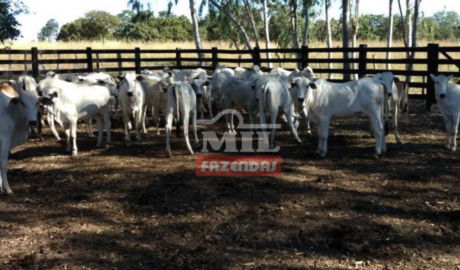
[298,98,305,103]
[127,91,134,97]
[29,120,38,127]
[196,93,202,99]
[440,94,446,99]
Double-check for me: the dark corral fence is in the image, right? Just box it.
[1,43,459,111]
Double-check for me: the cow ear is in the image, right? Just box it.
[204,81,210,86]
[136,75,145,81]
[289,82,296,89]
[8,80,15,86]
[447,74,454,81]
[39,97,54,106]
[429,74,436,82]
[8,97,21,106]
[97,80,105,85]
[309,82,317,90]
[393,77,400,83]
[116,75,124,81]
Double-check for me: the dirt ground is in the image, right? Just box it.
[1,100,460,270]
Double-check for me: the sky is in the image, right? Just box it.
[15,0,459,42]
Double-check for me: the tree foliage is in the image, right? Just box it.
[37,19,59,41]
[57,11,120,41]
[0,0,28,43]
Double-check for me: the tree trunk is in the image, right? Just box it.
[386,0,394,70]
[407,0,421,87]
[262,0,272,68]
[208,0,253,50]
[302,8,309,46]
[342,0,351,80]
[189,0,205,66]
[326,0,333,79]
[289,0,300,67]
[405,0,412,54]
[351,0,360,79]
[243,0,260,48]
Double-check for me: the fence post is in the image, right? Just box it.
[176,48,182,70]
[358,44,368,79]
[253,46,261,67]
[300,45,309,70]
[211,47,218,69]
[426,43,439,111]
[86,47,93,74]
[117,52,122,74]
[31,47,39,81]
[134,47,141,74]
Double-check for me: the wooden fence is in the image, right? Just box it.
[1,43,460,111]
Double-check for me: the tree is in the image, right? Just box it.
[325,0,333,78]
[37,19,59,41]
[387,0,394,70]
[262,0,272,68]
[0,0,28,43]
[57,11,120,41]
[342,0,351,80]
[350,0,359,79]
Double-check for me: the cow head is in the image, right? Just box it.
[374,72,394,98]
[190,77,209,99]
[289,77,317,106]
[118,72,142,97]
[430,74,453,99]
[11,90,40,127]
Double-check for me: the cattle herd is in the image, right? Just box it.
[0,65,459,194]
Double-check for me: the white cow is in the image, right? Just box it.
[374,72,408,145]
[164,81,200,157]
[240,65,264,80]
[289,77,317,135]
[233,67,247,78]
[213,66,235,77]
[256,77,302,150]
[208,71,233,117]
[0,84,39,194]
[303,76,393,159]
[117,72,145,147]
[430,74,460,151]
[221,77,259,133]
[139,74,175,135]
[38,78,112,156]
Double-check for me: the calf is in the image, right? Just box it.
[0,84,39,194]
[304,76,393,159]
[38,78,112,156]
[117,72,145,147]
[164,82,200,157]
[256,78,302,150]
[430,74,460,151]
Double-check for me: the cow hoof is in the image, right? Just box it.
[166,152,172,158]
[297,139,302,144]
[71,151,78,156]
[373,154,379,159]
[315,153,326,159]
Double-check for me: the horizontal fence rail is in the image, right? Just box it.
[1,43,459,111]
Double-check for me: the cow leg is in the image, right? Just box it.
[86,118,94,137]
[391,106,402,145]
[65,127,71,153]
[165,112,173,157]
[135,111,143,147]
[451,115,460,151]
[0,140,13,194]
[302,107,312,136]
[103,110,112,148]
[123,113,132,147]
[141,105,148,134]
[153,107,161,136]
[370,116,384,159]
[269,107,279,150]
[48,111,61,141]
[317,117,330,159]
[70,121,78,156]
[37,111,43,141]
[443,115,453,150]
[258,101,269,149]
[95,116,104,147]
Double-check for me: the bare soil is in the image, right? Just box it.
[1,100,460,270]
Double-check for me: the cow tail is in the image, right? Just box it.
[174,84,180,122]
[382,84,390,136]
